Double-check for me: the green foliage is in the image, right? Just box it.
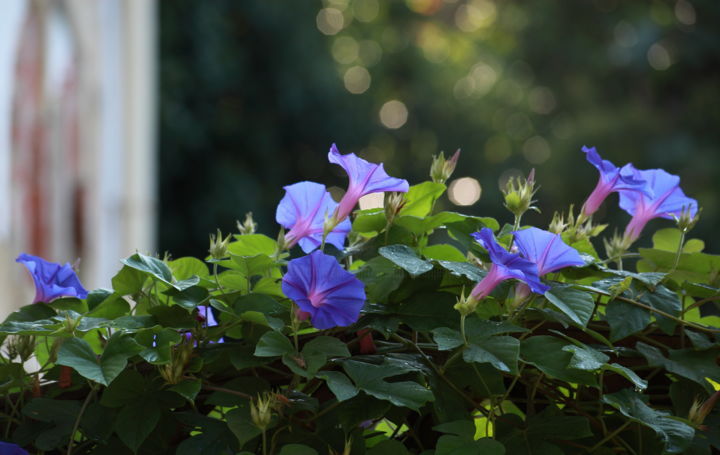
[3,161,720,455]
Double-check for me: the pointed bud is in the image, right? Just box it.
[675,205,701,233]
[237,212,258,235]
[453,288,478,316]
[384,192,406,224]
[251,392,274,431]
[209,229,232,260]
[549,211,568,234]
[689,391,720,427]
[604,231,630,265]
[502,169,539,218]
[430,149,461,184]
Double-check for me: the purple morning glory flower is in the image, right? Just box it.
[469,228,549,301]
[618,168,698,243]
[276,181,351,252]
[328,144,409,223]
[15,253,89,303]
[580,146,650,217]
[513,227,585,276]
[281,250,366,330]
[0,441,28,455]
[198,305,224,343]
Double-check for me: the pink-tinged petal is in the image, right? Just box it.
[276,181,350,253]
[328,144,408,221]
[513,227,585,276]
[470,228,548,299]
[580,146,650,217]
[619,168,698,242]
[281,251,366,330]
[16,253,88,303]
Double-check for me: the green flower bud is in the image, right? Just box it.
[384,192,406,224]
[209,229,232,260]
[675,205,701,233]
[251,392,274,431]
[453,289,478,317]
[237,212,258,235]
[430,149,461,184]
[502,169,539,218]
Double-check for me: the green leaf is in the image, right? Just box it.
[544,285,595,327]
[86,293,130,319]
[603,363,648,391]
[169,257,210,280]
[521,336,598,386]
[356,257,405,303]
[254,331,294,357]
[317,371,358,401]
[229,233,277,256]
[652,228,705,253]
[605,299,650,341]
[278,445,319,455]
[101,370,148,407]
[57,333,143,386]
[342,358,434,410]
[165,285,209,311]
[111,265,147,296]
[639,286,681,335]
[353,208,387,235]
[121,253,173,284]
[636,342,720,392]
[437,261,486,282]
[303,336,351,358]
[21,398,80,450]
[562,344,609,370]
[169,379,202,402]
[135,328,183,364]
[638,248,720,284]
[421,244,466,262]
[603,389,695,454]
[464,336,520,375]
[399,181,446,217]
[115,401,161,453]
[432,327,464,351]
[379,244,433,277]
[226,404,262,447]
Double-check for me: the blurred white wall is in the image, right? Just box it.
[0,0,156,319]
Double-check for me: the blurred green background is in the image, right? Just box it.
[159,0,719,258]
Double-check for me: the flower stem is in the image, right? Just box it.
[67,383,97,455]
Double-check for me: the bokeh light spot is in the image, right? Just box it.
[358,192,385,210]
[331,36,359,64]
[528,87,556,114]
[498,168,523,191]
[522,136,551,164]
[344,66,371,94]
[647,43,671,70]
[448,177,482,206]
[353,0,380,22]
[317,8,345,35]
[455,0,497,32]
[484,135,512,163]
[358,40,383,66]
[614,21,638,47]
[379,100,408,129]
[674,0,696,25]
[406,0,443,15]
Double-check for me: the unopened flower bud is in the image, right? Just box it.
[675,206,701,233]
[251,392,274,431]
[549,211,568,234]
[237,212,258,235]
[430,149,461,184]
[209,229,232,260]
[453,289,478,316]
[159,336,194,385]
[604,231,629,264]
[384,192,406,224]
[502,169,539,218]
[689,391,720,428]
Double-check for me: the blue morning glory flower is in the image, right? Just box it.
[0,441,28,455]
[198,305,224,343]
[580,146,649,217]
[276,181,351,252]
[618,168,698,243]
[513,227,585,276]
[15,253,89,303]
[469,228,548,300]
[328,144,409,222]
[281,250,366,330]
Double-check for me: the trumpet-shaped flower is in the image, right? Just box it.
[16,253,89,303]
[282,250,366,330]
[513,227,585,276]
[581,146,649,217]
[619,168,698,243]
[0,441,28,455]
[469,228,549,301]
[276,181,351,252]
[328,144,409,222]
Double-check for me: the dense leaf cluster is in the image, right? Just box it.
[2,166,720,454]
